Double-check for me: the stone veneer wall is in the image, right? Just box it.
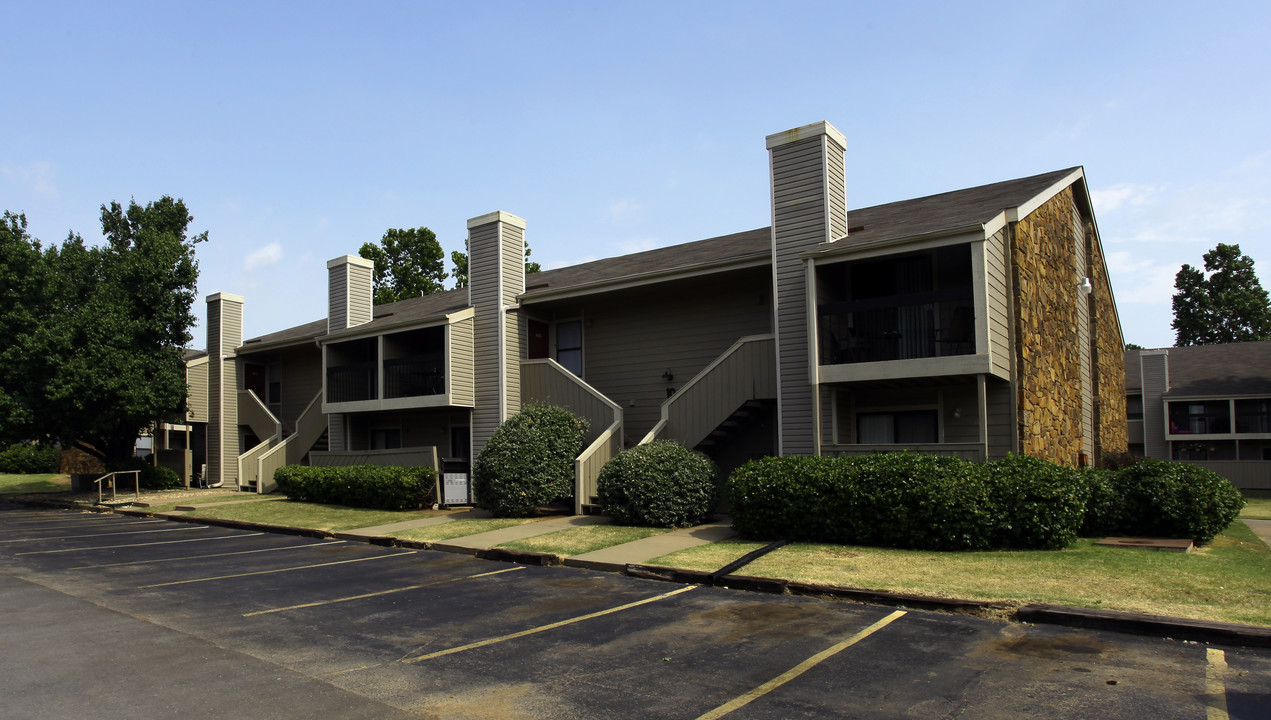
[1089,225,1129,459]
[1012,187,1086,466]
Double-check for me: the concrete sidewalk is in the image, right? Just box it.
[1246,518,1271,546]
[565,519,737,572]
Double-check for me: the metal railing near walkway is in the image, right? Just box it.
[95,470,140,504]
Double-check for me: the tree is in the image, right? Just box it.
[358,227,447,304]
[0,197,204,467]
[449,240,540,290]
[1171,243,1271,346]
[0,212,49,445]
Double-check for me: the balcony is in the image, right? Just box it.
[384,355,445,399]
[326,362,377,403]
[819,297,974,365]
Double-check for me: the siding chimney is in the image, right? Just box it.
[327,254,375,333]
[468,211,527,459]
[1139,350,1170,459]
[767,121,847,456]
[206,292,244,488]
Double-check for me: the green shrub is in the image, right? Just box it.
[983,454,1086,549]
[140,465,182,490]
[1077,467,1126,537]
[274,464,437,510]
[1108,458,1245,544]
[0,443,59,473]
[597,441,718,527]
[473,404,587,517]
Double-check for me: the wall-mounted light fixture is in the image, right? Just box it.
[662,369,674,382]
[1078,277,1093,295]
[952,407,962,420]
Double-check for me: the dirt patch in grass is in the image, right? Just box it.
[498,524,670,556]
[649,524,1271,627]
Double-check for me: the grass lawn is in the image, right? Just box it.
[394,517,546,542]
[498,524,670,556]
[647,523,1271,627]
[1241,489,1271,520]
[0,473,70,495]
[178,496,450,532]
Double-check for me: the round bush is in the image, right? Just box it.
[1110,458,1245,544]
[982,453,1086,549]
[139,465,182,490]
[597,441,718,528]
[473,404,587,517]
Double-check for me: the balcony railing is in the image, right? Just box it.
[327,362,377,403]
[819,297,974,365]
[384,356,445,399]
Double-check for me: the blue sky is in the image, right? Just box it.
[4,1,1269,348]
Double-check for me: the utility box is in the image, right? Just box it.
[441,457,471,506]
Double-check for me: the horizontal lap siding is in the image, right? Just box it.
[348,264,373,327]
[219,300,242,485]
[985,228,1012,376]
[327,269,347,331]
[772,134,844,455]
[502,225,524,417]
[187,362,208,422]
[987,376,1014,458]
[574,269,771,442]
[449,316,475,406]
[521,363,615,446]
[470,223,502,455]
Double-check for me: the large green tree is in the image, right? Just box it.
[358,227,448,304]
[0,198,204,467]
[449,240,541,289]
[1172,243,1271,346]
[0,212,49,444]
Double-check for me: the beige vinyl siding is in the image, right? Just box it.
[348,263,373,327]
[548,269,771,442]
[1074,207,1094,461]
[345,408,469,452]
[328,413,346,452]
[1141,353,1169,459]
[327,266,348,332]
[986,377,1014,458]
[941,383,980,444]
[521,362,617,447]
[984,228,1012,376]
[279,350,322,433]
[771,134,845,455]
[220,300,242,486]
[469,221,501,454]
[448,315,475,407]
[186,360,209,422]
[502,225,524,419]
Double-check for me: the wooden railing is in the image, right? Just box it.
[255,391,326,494]
[237,390,282,490]
[641,335,776,448]
[521,358,622,513]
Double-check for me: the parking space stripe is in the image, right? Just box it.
[19,532,265,556]
[1206,648,1229,720]
[2,519,160,529]
[137,551,418,588]
[403,584,699,663]
[68,539,338,570]
[243,566,525,617]
[0,526,204,543]
[694,609,907,720]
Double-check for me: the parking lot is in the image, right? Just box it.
[2,503,1268,719]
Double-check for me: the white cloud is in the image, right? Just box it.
[1104,250,1180,306]
[244,242,283,271]
[1090,183,1158,213]
[603,198,644,223]
[617,237,669,254]
[1,161,59,198]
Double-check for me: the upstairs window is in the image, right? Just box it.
[556,320,583,377]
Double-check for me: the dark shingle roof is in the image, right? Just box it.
[239,166,1082,346]
[1125,342,1271,396]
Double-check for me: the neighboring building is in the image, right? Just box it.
[1126,342,1271,489]
[184,121,1127,510]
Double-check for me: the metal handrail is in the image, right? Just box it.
[96,470,141,504]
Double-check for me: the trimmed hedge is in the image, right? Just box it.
[727,452,1244,551]
[597,441,718,528]
[116,457,183,490]
[0,443,59,474]
[274,465,437,510]
[473,404,587,517]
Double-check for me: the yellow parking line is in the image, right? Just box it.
[69,539,338,569]
[1206,647,1229,720]
[138,551,417,588]
[403,584,698,663]
[244,566,525,617]
[1,526,203,543]
[695,609,907,720]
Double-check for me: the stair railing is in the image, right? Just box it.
[95,470,140,504]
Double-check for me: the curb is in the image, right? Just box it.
[8,496,1270,648]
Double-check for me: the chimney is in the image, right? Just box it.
[767,121,848,456]
[467,211,527,459]
[327,254,375,333]
[206,292,244,488]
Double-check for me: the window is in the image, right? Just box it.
[1126,395,1143,421]
[556,320,583,376]
[856,410,938,444]
[267,363,282,409]
[370,428,401,450]
[1167,400,1230,435]
[1235,399,1271,434]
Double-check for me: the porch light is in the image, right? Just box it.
[662,369,674,382]
[1078,277,1093,295]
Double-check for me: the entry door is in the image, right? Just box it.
[244,364,267,399]
[528,320,550,359]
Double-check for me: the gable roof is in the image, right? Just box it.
[238,166,1085,347]
[1125,341,1271,397]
